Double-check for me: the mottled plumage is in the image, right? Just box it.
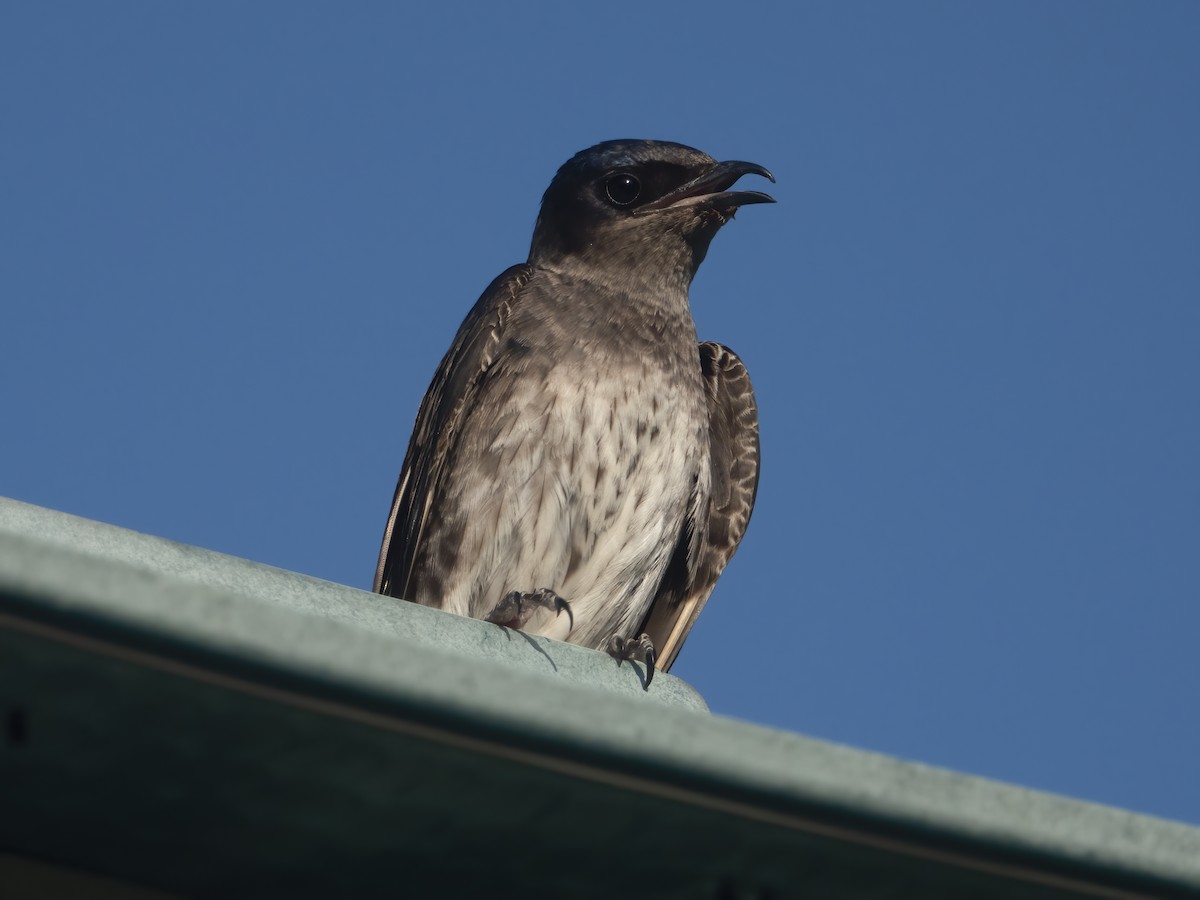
[375,139,770,681]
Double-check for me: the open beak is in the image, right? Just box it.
[635,160,776,215]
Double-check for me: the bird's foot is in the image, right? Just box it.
[485,588,574,633]
[608,632,657,689]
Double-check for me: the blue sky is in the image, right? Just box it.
[4,3,1198,824]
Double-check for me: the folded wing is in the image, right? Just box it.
[639,341,760,671]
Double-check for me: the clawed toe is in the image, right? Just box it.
[608,632,657,688]
[485,588,574,632]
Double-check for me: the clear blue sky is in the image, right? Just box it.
[4,3,1198,825]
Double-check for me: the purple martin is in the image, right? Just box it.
[374,139,771,685]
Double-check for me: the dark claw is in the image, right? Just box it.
[554,594,574,631]
[484,588,573,634]
[609,635,626,667]
[607,632,657,690]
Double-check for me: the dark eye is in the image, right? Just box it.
[604,173,641,206]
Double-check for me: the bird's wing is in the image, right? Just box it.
[374,264,534,598]
[639,341,760,672]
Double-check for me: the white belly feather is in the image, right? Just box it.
[443,356,707,648]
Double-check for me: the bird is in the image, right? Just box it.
[374,139,772,685]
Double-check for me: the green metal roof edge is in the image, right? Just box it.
[2,495,1199,895]
[0,495,706,711]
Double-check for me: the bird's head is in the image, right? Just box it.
[529,139,774,289]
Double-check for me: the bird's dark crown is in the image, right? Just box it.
[528,139,773,277]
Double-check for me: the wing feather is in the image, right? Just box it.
[374,264,533,598]
[639,341,760,671]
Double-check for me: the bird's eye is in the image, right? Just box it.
[604,173,641,206]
